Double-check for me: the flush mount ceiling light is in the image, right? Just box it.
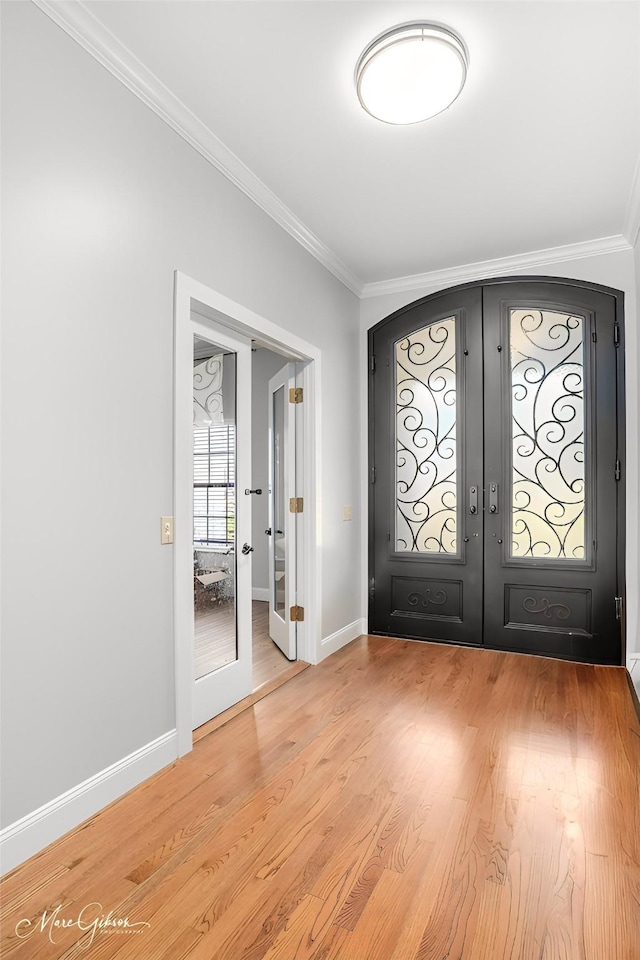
[355,22,468,125]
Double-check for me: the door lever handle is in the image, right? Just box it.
[469,485,478,515]
[241,543,254,555]
[489,482,499,514]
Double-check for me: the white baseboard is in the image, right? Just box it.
[0,730,177,876]
[319,617,367,661]
[252,587,270,602]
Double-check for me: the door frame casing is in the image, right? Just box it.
[367,275,626,664]
[174,271,322,756]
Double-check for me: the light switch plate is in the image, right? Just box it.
[161,516,174,544]
[343,505,352,521]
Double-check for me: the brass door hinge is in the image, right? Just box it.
[289,497,303,513]
[290,605,304,622]
[289,387,303,403]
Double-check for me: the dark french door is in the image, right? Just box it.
[369,278,625,665]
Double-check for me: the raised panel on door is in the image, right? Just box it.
[482,281,621,664]
[369,286,484,644]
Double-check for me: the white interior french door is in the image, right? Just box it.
[192,318,252,728]
[175,271,321,756]
[268,364,297,660]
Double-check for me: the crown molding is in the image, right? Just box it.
[360,235,633,299]
[623,152,640,248]
[32,0,363,297]
[29,2,638,298]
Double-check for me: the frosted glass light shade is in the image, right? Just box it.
[356,23,468,125]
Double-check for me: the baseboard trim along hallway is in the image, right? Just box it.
[320,617,367,658]
[0,730,178,874]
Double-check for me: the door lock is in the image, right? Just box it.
[489,483,499,514]
[264,528,272,536]
[469,485,478,515]
[241,543,254,555]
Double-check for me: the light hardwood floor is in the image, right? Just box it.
[1,637,638,959]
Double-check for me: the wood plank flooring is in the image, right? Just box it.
[1,636,639,960]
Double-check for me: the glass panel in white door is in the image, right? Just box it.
[192,323,252,728]
[268,364,297,660]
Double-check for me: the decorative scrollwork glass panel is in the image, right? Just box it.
[396,317,457,553]
[510,308,586,560]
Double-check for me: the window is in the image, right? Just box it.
[193,423,236,546]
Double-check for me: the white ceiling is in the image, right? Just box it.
[75,1,640,288]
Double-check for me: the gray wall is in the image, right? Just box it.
[1,3,360,827]
[634,233,640,660]
[251,349,288,592]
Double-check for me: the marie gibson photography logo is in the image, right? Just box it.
[15,902,151,948]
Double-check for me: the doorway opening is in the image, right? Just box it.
[174,272,321,756]
[368,277,625,665]
[192,342,302,695]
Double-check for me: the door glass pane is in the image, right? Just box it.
[510,309,586,560]
[193,336,237,679]
[395,317,457,553]
[272,386,286,616]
